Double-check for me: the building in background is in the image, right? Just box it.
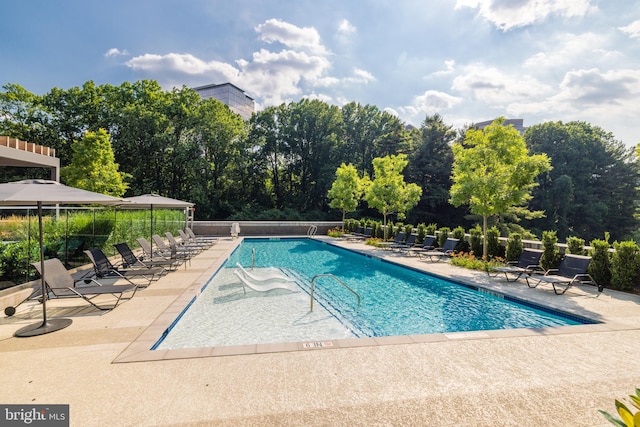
[475,118,526,135]
[193,83,255,120]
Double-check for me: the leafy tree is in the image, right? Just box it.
[341,102,385,177]
[61,129,129,196]
[525,121,639,241]
[328,163,364,226]
[364,154,422,239]
[450,117,551,257]
[406,114,457,225]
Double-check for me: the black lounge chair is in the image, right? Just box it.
[393,233,418,252]
[346,226,372,241]
[378,231,406,250]
[342,226,364,240]
[84,247,163,287]
[32,258,137,310]
[525,254,601,294]
[418,238,459,262]
[407,236,436,257]
[489,249,544,282]
[114,242,179,271]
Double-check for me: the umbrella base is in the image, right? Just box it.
[14,318,73,337]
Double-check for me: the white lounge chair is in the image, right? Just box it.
[235,263,295,283]
[233,270,299,294]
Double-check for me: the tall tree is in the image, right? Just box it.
[281,99,344,212]
[450,117,551,257]
[189,97,247,218]
[341,102,381,177]
[61,129,129,196]
[364,154,422,239]
[525,121,639,241]
[328,163,364,225]
[406,114,456,224]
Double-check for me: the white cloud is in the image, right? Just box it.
[124,19,379,107]
[553,68,640,106]
[104,48,129,58]
[455,0,596,30]
[255,18,329,55]
[126,53,240,78]
[335,19,357,45]
[398,90,462,118]
[429,60,456,78]
[524,32,621,71]
[507,68,640,140]
[337,19,356,35]
[452,63,552,105]
[619,20,640,39]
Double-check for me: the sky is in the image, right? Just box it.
[1,0,639,147]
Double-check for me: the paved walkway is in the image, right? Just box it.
[1,237,639,426]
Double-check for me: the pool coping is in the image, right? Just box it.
[112,236,637,363]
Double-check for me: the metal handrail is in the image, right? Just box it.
[309,274,360,311]
[307,224,317,237]
[251,247,255,269]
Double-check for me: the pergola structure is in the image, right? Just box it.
[0,136,59,181]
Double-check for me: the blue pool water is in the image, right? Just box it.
[155,238,593,349]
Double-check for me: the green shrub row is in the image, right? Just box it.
[342,218,639,291]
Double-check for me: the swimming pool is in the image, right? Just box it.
[154,238,594,350]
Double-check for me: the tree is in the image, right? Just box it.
[406,114,457,224]
[450,117,551,257]
[364,154,422,239]
[61,129,129,196]
[525,121,639,241]
[328,163,364,226]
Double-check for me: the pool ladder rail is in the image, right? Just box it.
[307,224,318,237]
[309,274,360,312]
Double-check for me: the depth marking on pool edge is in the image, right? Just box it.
[302,341,335,349]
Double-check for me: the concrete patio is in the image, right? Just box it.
[1,236,639,426]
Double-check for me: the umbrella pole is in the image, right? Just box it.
[14,202,72,337]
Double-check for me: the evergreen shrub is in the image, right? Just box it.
[469,225,482,256]
[486,226,501,259]
[566,236,585,255]
[505,233,523,262]
[589,236,612,286]
[540,230,560,271]
[437,227,450,248]
[611,240,640,291]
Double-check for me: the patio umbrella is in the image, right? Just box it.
[0,179,126,337]
[121,194,193,254]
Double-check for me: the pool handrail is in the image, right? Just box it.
[309,274,361,312]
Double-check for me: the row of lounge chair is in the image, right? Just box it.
[344,230,602,295]
[28,228,217,311]
[490,249,603,294]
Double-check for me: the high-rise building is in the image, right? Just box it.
[193,83,255,120]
